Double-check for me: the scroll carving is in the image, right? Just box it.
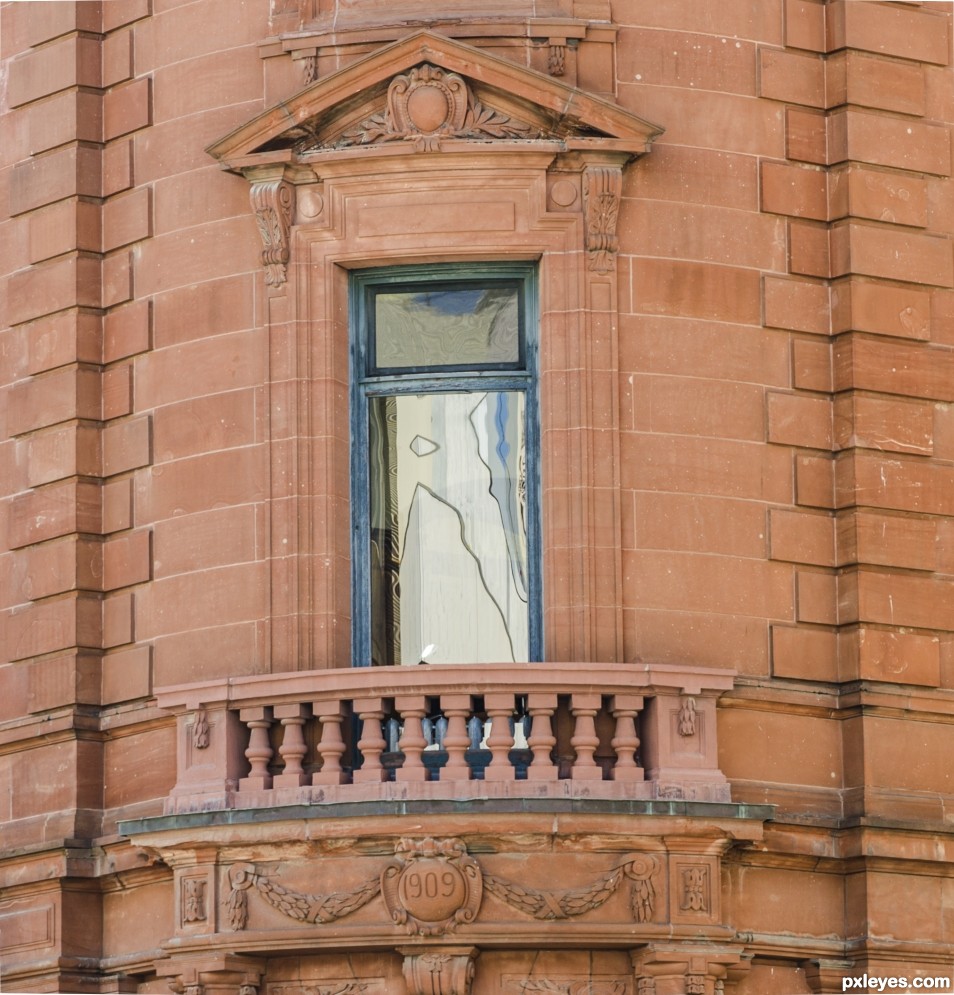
[320,65,538,153]
[249,178,294,288]
[686,976,706,995]
[382,837,482,936]
[225,861,380,929]
[582,165,622,273]
[483,854,658,923]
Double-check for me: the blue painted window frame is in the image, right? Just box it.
[350,262,542,667]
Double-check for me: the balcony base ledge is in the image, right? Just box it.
[165,774,733,816]
[121,796,775,841]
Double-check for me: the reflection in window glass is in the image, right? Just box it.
[374,286,520,369]
[369,391,527,665]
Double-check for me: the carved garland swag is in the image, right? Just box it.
[225,837,659,936]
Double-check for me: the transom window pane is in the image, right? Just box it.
[369,391,528,666]
[372,282,521,370]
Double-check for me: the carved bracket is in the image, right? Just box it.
[249,176,295,288]
[401,946,477,995]
[632,946,745,995]
[583,164,622,273]
[157,955,264,995]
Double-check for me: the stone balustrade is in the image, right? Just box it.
[156,662,734,814]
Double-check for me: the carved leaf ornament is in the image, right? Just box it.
[301,65,539,153]
[224,840,658,933]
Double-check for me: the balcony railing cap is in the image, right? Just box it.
[153,661,736,713]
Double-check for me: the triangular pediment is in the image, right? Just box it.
[208,30,663,168]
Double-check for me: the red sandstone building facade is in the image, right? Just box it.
[3,1,954,993]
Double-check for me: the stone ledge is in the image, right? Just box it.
[120,797,775,838]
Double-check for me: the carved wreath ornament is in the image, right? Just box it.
[301,65,538,153]
[225,838,659,934]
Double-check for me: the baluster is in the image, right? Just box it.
[440,694,473,781]
[312,701,348,785]
[484,693,516,781]
[274,702,310,787]
[422,715,435,750]
[395,695,428,782]
[386,717,401,753]
[570,692,602,780]
[353,697,388,783]
[610,694,644,782]
[467,715,483,751]
[526,692,558,781]
[239,706,273,790]
[513,711,529,750]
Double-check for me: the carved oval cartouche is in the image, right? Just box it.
[397,858,467,922]
[406,85,451,133]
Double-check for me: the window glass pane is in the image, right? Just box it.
[374,285,519,369]
[369,391,528,665]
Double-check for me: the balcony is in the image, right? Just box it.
[157,662,734,814]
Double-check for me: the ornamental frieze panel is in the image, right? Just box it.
[508,981,630,995]
[222,838,667,936]
[299,65,540,153]
[268,984,384,995]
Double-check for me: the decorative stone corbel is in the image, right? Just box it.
[248,171,295,288]
[804,959,856,994]
[400,946,478,995]
[156,955,264,995]
[582,162,623,273]
[632,946,745,995]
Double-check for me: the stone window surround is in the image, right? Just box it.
[207,30,664,671]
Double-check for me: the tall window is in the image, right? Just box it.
[351,264,540,667]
